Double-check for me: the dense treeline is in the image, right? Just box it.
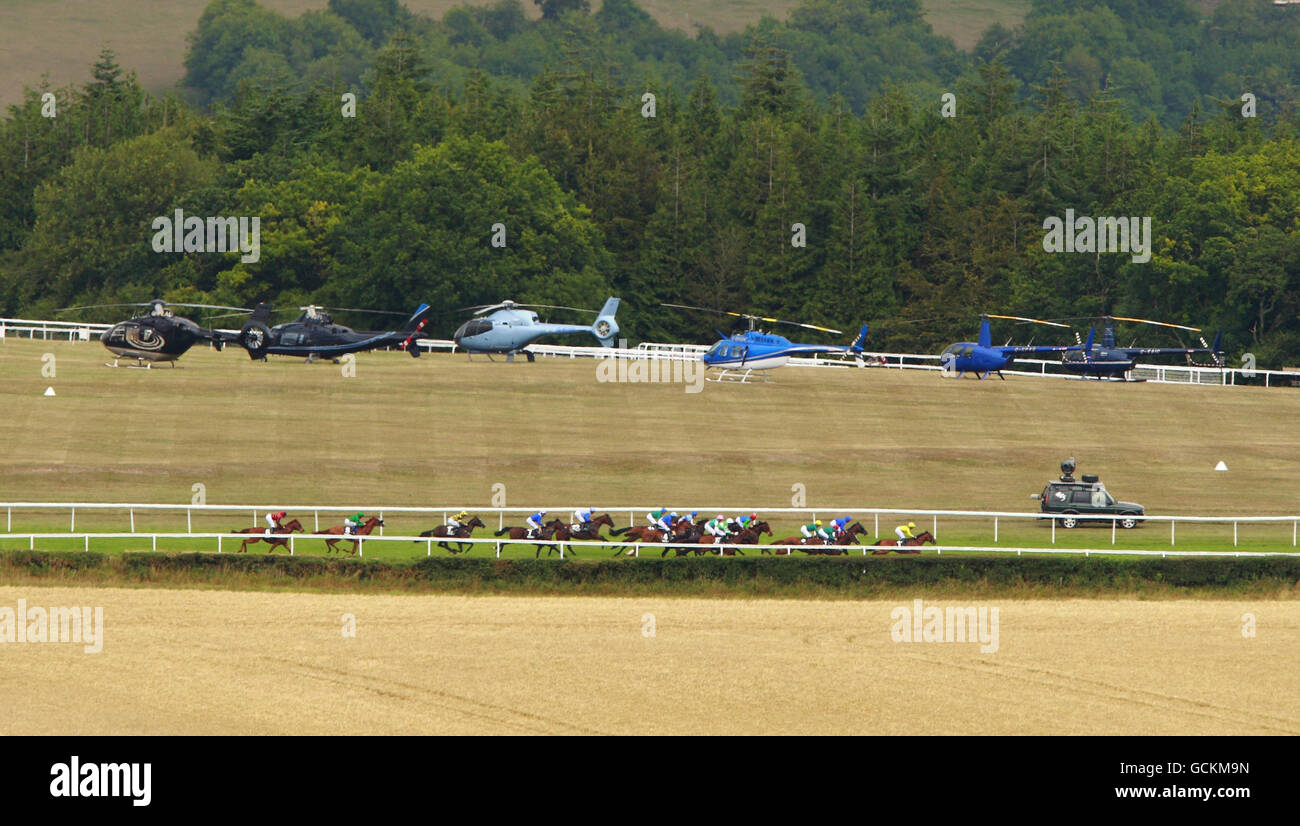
[1,0,1298,364]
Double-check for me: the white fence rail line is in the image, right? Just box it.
[4,503,1298,549]
[2,533,1294,559]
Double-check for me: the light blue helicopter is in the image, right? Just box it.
[453,298,620,361]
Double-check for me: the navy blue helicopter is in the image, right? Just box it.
[227,302,432,361]
[662,303,869,381]
[1061,316,1225,380]
[938,314,1080,380]
[58,299,249,368]
[452,298,620,361]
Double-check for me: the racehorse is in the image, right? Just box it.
[566,513,616,541]
[767,527,841,555]
[418,516,486,555]
[709,520,772,556]
[610,524,673,544]
[871,529,936,555]
[232,518,304,554]
[494,520,563,557]
[313,515,383,555]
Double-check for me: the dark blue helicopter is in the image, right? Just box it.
[938,314,1079,379]
[228,302,432,361]
[453,298,620,361]
[662,303,869,381]
[1061,316,1225,380]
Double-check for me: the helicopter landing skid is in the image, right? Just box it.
[707,367,769,384]
[105,359,175,369]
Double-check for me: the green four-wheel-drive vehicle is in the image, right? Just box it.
[1031,460,1146,529]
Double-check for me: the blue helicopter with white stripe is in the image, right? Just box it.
[662,303,869,382]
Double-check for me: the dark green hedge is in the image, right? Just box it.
[5,551,1296,592]
[87,552,1300,592]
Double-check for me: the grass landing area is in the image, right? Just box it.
[4,549,1297,598]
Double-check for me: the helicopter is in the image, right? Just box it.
[662,303,869,382]
[58,299,248,368]
[1060,316,1225,380]
[227,302,432,361]
[938,314,1080,380]
[452,298,621,361]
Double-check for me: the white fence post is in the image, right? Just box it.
[70,507,75,532]
[187,509,192,533]
[129,508,134,532]
[289,536,294,556]
[1171,520,1176,545]
[1233,521,1238,547]
[1111,519,1116,545]
[994,517,998,543]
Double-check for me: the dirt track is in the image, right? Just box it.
[0,587,1295,735]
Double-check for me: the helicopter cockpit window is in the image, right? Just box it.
[960,345,975,356]
[707,342,726,358]
[281,333,301,346]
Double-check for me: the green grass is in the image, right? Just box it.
[0,0,1032,108]
[1,337,1297,560]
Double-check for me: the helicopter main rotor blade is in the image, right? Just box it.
[660,302,728,316]
[1108,315,1201,332]
[738,314,842,335]
[984,313,1072,329]
[662,303,842,334]
[514,303,600,314]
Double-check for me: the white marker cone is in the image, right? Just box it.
[1214,460,1228,471]
[43,386,55,396]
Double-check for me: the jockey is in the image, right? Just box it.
[705,515,730,538]
[526,511,547,538]
[345,512,365,536]
[662,512,678,537]
[686,510,699,526]
[264,510,286,535]
[895,521,917,543]
[648,507,670,533]
[572,507,594,532]
[831,516,851,538]
[447,510,469,530]
[801,519,829,542]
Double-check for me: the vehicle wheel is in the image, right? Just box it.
[1059,512,1079,529]
[1120,516,1138,529]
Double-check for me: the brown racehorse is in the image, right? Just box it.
[610,524,673,544]
[871,529,936,555]
[418,516,486,554]
[233,519,304,554]
[566,513,616,541]
[711,520,772,556]
[768,527,840,556]
[494,520,563,557]
[314,516,383,555]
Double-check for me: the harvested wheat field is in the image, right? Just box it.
[0,586,1295,735]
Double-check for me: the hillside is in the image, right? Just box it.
[0,0,1030,107]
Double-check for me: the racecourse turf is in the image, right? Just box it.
[0,337,1296,560]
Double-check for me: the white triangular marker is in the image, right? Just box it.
[43,386,55,396]
[1214,461,1228,471]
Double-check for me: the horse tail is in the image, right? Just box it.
[609,526,631,536]
[494,528,510,537]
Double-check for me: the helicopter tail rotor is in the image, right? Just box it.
[592,298,621,347]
